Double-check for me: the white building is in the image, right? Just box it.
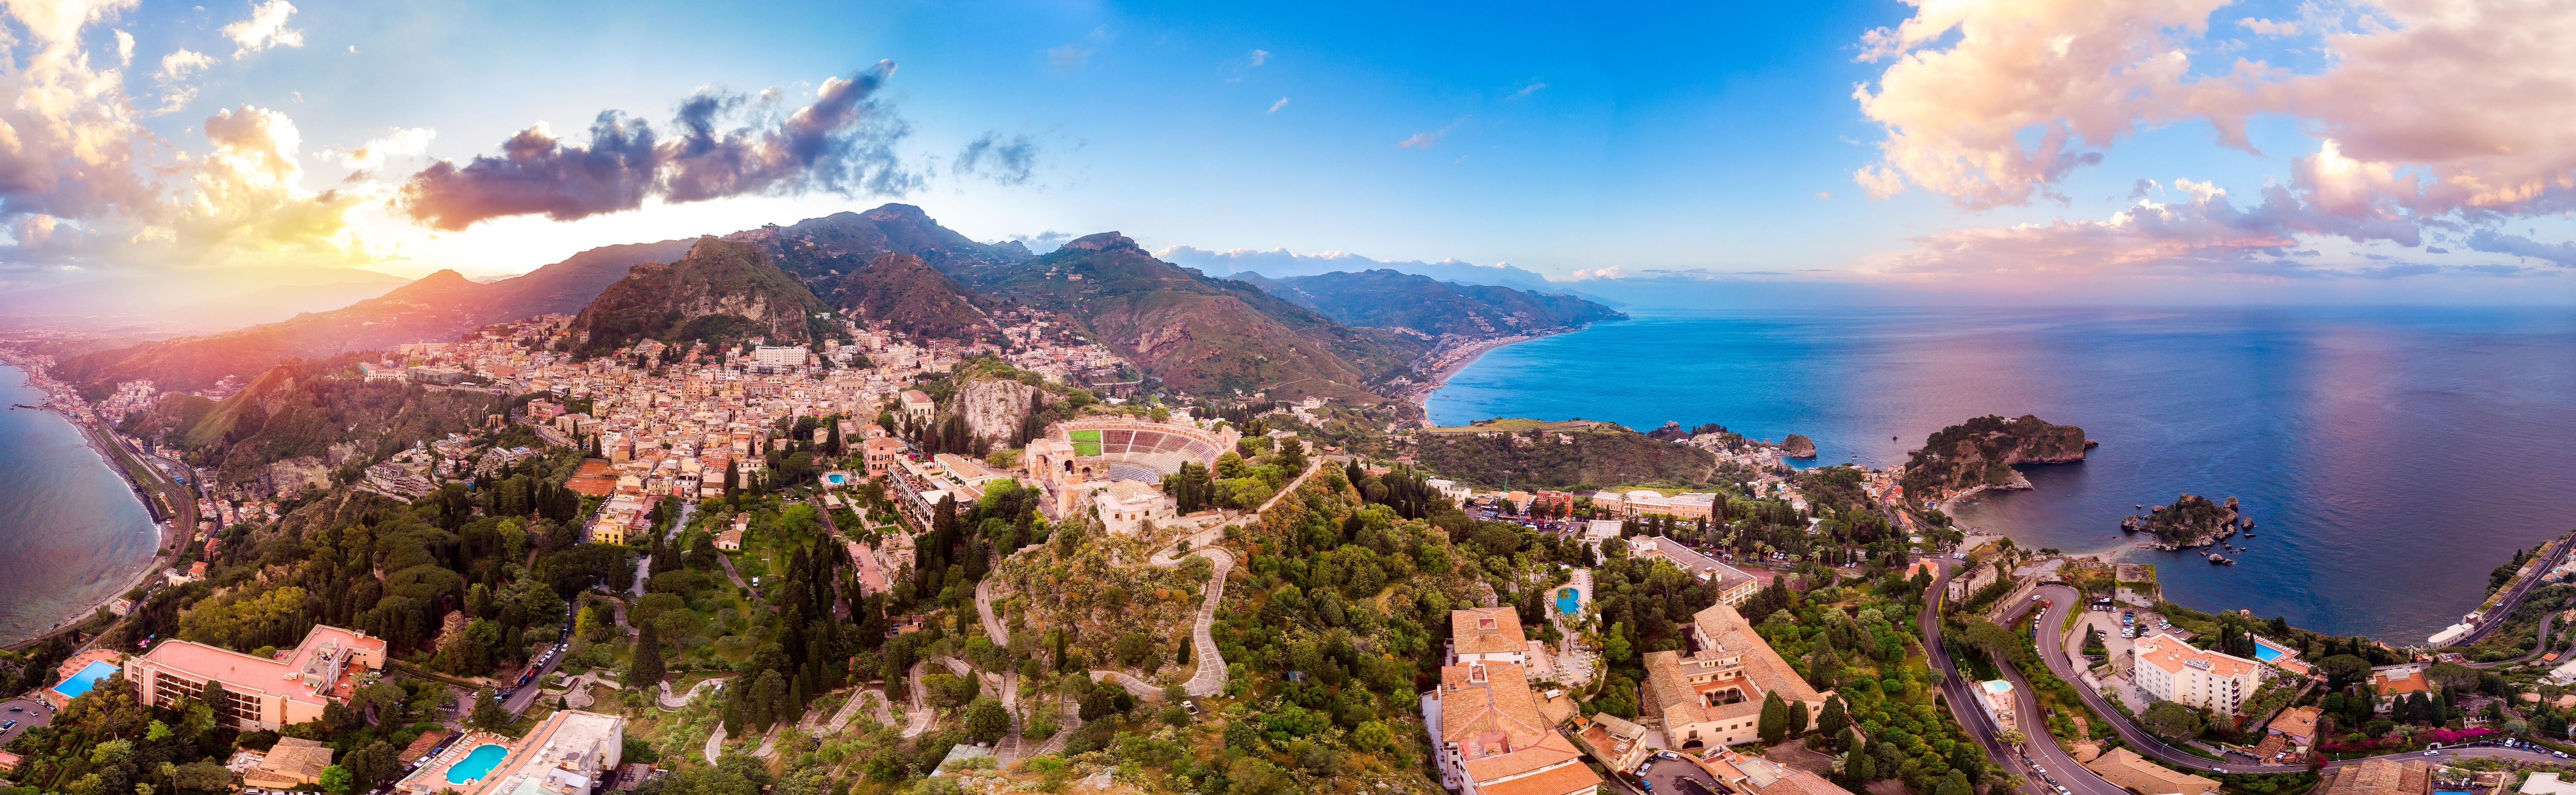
[1448,607,1530,669]
[752,345,808,367]
[1974,680,2019,736]
[2132,633,2261,713]
[2428,622,2474,648]
[1094,480,1174,535]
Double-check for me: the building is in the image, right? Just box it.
[242,737,336,788]
[2267,705,2321,748]
[863,437,905,478]
[2519,773,2576,795]
[1973,680,2019,735]
[396,711,625,795]
[2312,757,2433,795]
[899,390,935,422]
[1449,606,1530,669]
[400,729,455,765]
[716,514,747,551]
[751,345,808,368]
[2370,664,2433,707]
[126,624,387,730]
[1094,479,1175,535]
[2130,633,2261,713]
[1696,748,1860,795]
[1631,537,1761,606]
[1568,713,1651,773]
[1531,490,1573,515]
[2428,622,2474,648]
[1421,660,1603,795]
[2085,747,2222,795]
[1637,601,1834,751]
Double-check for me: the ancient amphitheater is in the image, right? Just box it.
[1052,419,1232,482]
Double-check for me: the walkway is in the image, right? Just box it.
[1147,544,1235,697]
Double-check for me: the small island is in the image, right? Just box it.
[1900,414,2095,505]
[2124,493,2246,550]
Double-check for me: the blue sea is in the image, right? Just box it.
[1426,307,2576,642]
[0,364,159,645]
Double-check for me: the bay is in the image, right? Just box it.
[0,363,160,646]
[1425,306,2576,642]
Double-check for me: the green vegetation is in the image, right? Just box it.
[1243,268,1622,338]
[1899,414,2090,500]
[571,236,835,354]
[1400,418,1718,489]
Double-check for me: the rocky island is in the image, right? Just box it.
[1900,414,2096,504]
[2124,493,2247,550]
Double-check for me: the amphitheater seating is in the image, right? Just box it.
[1057,421,1227,480]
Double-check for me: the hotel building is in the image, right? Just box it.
[125,624,387,730]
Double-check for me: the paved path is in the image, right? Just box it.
[901,662,931,738]
[1087,670,1164,700]
[703,723,726,765]
[2020,583,2302,774]
[2469,592,2576,669]
[1030,696,1080,756]
[555,671,620,708]
[658,677,723,711]
[1148,545,1234,697]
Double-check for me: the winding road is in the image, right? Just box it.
[2018,584,2305,774]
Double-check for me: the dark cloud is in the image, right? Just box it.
[2463,229,2576,267]
[955,132,1038,185]
[399,60,916,230]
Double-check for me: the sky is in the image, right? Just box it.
[3,0,2574,313]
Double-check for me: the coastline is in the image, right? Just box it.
[1405,325,1581,409]
[0,361,170,649]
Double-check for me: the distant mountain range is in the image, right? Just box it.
[58,204,1622,404]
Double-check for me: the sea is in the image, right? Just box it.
[1425,306,2576,643]
[0,363,160,646]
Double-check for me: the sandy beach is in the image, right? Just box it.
[0,362,170,649]
[1405,328,1572,408]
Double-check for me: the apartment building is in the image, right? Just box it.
[126,624,388,730]
[1421,660,1603,795]
[1448,606,1531,670]
[2131,632,2261,713]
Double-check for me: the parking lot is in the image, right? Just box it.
[1634,751,1723,795]
[0,698,57,749]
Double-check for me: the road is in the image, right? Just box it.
[2469,591,2576,670]
[2018,583,2306,774]
[2466,538,2576,645]
[1919,561,2117,795]
[500,611,575,716]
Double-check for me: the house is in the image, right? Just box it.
[2519,773,2576,795]
[899,390,935,421]
[1569,713,1651,773]
[126,624,387,730]
[716,514,748,551]
[1632,537,1761,605]
[2131,633,2261,713]
[2084,747,2222,795]
[1637,601,1834,751]
[1695,748,1860,795]
[1421,660,1603,795]
[394,711,625,795]
[1094,480,1175,535]
[2268,705,2322,748]
[2312,757,2433,795]
[242,737,336,788]
[2370,664,2433,706]
[1973,680,2019,735]
[1450,606,1530,669]
[863,437,905,478]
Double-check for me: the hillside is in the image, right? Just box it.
[978,232,1425,403]
[118,355,503,496]
[54,239,692,396]
[836,252,994,342]
[1246,268,1623,338]
[1899,414,2094,499]
[571,237,835,353]
[1401,418,1719,488]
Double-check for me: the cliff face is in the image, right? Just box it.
[1900,414,2094,499]
[571,236,833,352]
[1782,434,1818,458]
[957,378,1039,444]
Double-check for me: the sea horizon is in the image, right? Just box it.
[1425,303,2576,642]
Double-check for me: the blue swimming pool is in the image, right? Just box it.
[446,743,510,784]
[50,661,119,699]
[1556,587,1581,616]
[825,473,846,485]
[2253,644,2282,662]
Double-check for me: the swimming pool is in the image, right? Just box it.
[50,661,120,699]
[825,473,846,485]
[1556,587,1581,616]
[2252,637,2290,662]
[446,743,510,784]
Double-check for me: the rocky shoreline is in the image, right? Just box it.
[2122,494,2246,550]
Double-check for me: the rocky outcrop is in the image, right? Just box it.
[2123,494,2242,549]
[1901,414,2093,500]
[1782,433,1817,459]
[957,378,1039,444]
[570,236,832,352]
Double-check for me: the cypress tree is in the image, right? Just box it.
[625,623,665,690]
[1758,690,1788,744]
[1818,696,1850,740]
[1789,700,1810,736]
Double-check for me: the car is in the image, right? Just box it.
[2211,767,2224,772]
[5,706,18,712]
[1,720,14,731]
[2032,766,2044,775]
[1638,781,1654,791]
[1658,751,1680,760]
[2554,751,2567,758]
[2033,595,2044,602]
[2056,788,2069,795]
[2424,750,2440,757]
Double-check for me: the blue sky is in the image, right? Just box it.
[6,0,2574,306]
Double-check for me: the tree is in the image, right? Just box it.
[625,622,665,689]
[470,687,510,732]
[2141,701,2205,740]
[1957,620,2030,664]
[1935,770,1973,795]
[1788,701,1810,736]
[1602,622,1634,666]
[1817,696,1850,740]
[318,766,353,794]
[1808,645,1842,688]
[964,696,1010,742]
[1758,690,1789,744]
[750,670,787,731]
[346,741,402,792]
[174,761,234,793]
[1950,742,1984,784]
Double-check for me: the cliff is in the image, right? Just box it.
[957,378,1040,445]
[1900,414,2094,499]
[570,236,834,353]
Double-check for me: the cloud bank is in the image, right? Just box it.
[398,60,917,230]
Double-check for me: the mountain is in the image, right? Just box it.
[1900,414,2095,499]
[724,204,1031,300]
[978,232,1427,402]
[1153,245,1577,296]
[116,353,503,496]
[836,252,994,341]
[570,236,834,353]
[53,239,693,396]
[1243,268,1623,338]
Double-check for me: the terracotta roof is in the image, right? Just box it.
[1689,601,1827,704]
[2268,706,2321,740]
[1478,761,1604,795]
[1758,769,1860,795]
[1439,662,1554,749]
[2315,757,2433,795]
[1641,650,1708,725]
[1453,606,1531,656]
[255,737,335,783]
[2134,633,2259,680]
[2372,667,2431,697]
[400,729,454,763]
[2086,747,2221,795]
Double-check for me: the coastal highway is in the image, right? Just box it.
[2019,584,2306,774]
[1919,561,2128,795]
[2465,537,2576,646]
[2469,591,2576,670]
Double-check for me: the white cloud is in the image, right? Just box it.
[220,0,302,56]
[333,127,435,170]
[1513,81,1548,97]
[1398,117,1465,150]
[2236,17,2298,36]
[113,29,132,64]
[1266,97,1287,113]
[157,48,214,79]
[1248,48,1269,66]
[1563,265,1627,281]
